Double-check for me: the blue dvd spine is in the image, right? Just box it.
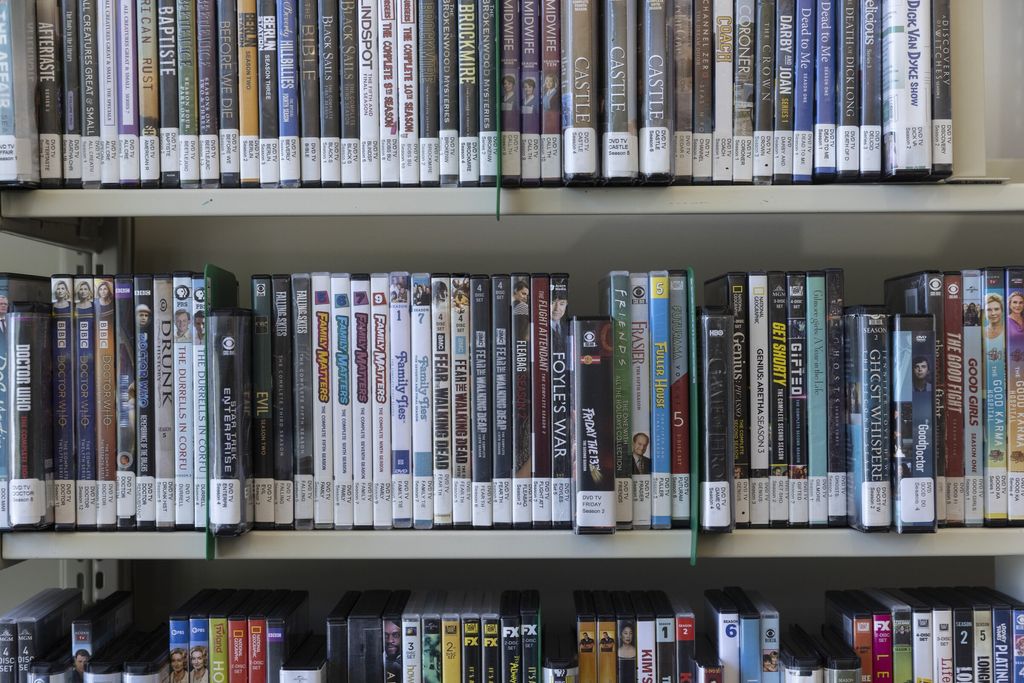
[891,314,937,533]
[990,601,1011,683]
[739,613,760,683]
[984,268,1008,526]
[806,273,827,526]
[792,0,814,184]
[1011,602,1024,683]
[276,0,300,187]
[74,276,98,529]
[813,0,836,179]
[649,272,671,529]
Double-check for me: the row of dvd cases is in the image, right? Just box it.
[10,584,1024,683]
[2,265,1019,535]
[0,0,953,187]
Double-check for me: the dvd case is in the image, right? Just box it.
[370,274,394,528]
[570,317,615,533]
[411,273,433,529]
[209,309,254,535]
[471,276,493,528]
[291,274,314,529]
[390,273,413,528]
[330,274,353,529]
[700,308,734,533]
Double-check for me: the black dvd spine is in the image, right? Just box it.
[318,0,340,186]
[491,275,512,529]
[209,309,254,536]
[37,0,63,187]
[549,275,571,529]
[786,272,808,527]
[858,0,880,179]
[52,277,76,530]
[752,0,775,185]
[481,612,500,682]
[930,0,952,178]
[133,275,155,529]
[672,0,693,184]
[199,0,220,187]
[60,0,81,187]
[825,269,846,527]
[692,0,713,184]
[114,276,137,529]
[478,0,497,186]
[271,275,294,528]
[252,276,275,529]
[417,0,439,186]
[706,275,750,527]
[835,0,859,180]
[157,0,180,186]
[471,275,492,528]
[520,593,541,683]
[844,308,891,532]
[530,274,551,527]
[291,274,314,529]
[767,272,788,527]
[570,317,616,534]
[79,0,101,188]
[457,0,479,186]
[438,0,458,186]
[174,0,198,182]
[257,0,280,187]
[511,273,532,528]
[700,308,735,532]
[336,0,358,186]
[217,0,241,186]
[8,304,54,529]
[772,0,794,184]
[500,599,521,683]
[298,0,320,186]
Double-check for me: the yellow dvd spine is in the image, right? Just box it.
[596,618,616,683]
[236,0,259,185]
[442,617,461,682]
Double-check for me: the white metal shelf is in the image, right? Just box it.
[214,530,694,560]
[2,183,1022,218]
[699,528,1024,558]
[1,532,208,560]
[1,528,1020,561]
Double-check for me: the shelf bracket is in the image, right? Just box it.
[0,216,116,254]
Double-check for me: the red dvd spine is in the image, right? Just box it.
[944,272,965,526]
[531,274,551,527]
[228,618,248,683]
[247,617,267,683]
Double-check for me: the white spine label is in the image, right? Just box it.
[702,481,731,528]
[211,479,241,525]
[862,480,890,527]
[9,479,44,526]
[641,127,671,176]
[563,128,596,175]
